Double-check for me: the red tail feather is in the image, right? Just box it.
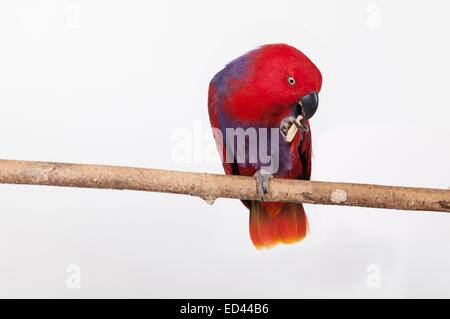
[249,202,309,249]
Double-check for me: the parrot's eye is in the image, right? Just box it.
[287,76,296,86]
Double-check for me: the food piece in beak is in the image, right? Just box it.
[281,115,307,143]
[281,91,317,143]
[280,116,296,138]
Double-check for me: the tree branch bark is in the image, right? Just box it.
[0,159,448,212]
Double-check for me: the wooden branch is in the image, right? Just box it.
[0,159,448,212]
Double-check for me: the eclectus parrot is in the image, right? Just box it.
[208,44,322,249]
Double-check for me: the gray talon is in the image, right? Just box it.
[253,170,273,201]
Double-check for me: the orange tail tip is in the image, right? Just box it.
[249,202,309,249]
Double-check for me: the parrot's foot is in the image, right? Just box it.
[253,169,273,201]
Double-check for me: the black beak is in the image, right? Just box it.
[298,91,319,120]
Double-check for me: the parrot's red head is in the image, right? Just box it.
[211,43,322,125]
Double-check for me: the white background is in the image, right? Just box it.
[0,0,449,298]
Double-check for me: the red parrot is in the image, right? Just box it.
[208,44,322,249]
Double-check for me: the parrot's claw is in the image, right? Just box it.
[253,170,273,201]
